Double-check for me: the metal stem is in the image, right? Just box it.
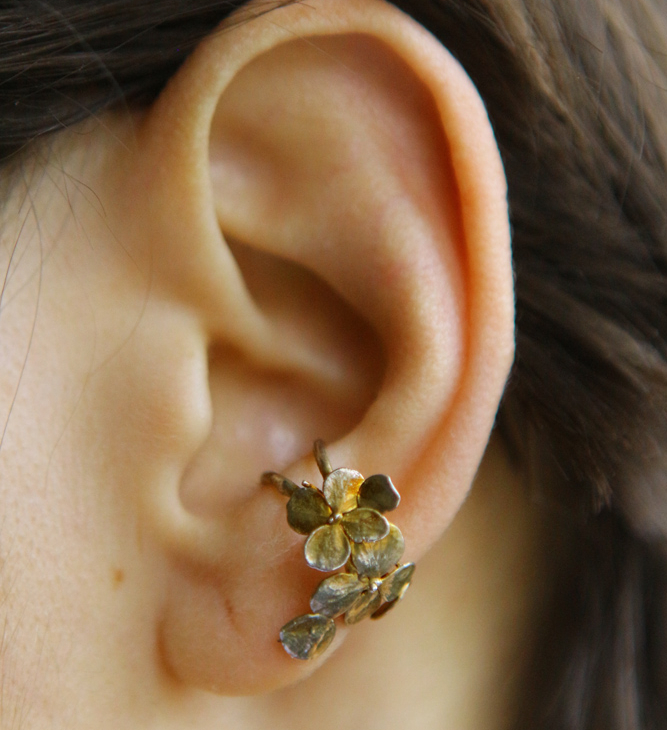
[260,471,297,496]
[313,439,333,479]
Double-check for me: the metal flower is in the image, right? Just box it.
[287,469,390,571]
[309,524,416,624]
[263,445,402,573]
[264,440,414,661]
[279,527,415,661]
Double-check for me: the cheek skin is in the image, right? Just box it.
[0,130,211,727]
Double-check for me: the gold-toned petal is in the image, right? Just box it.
[304,523,351,572]
[310,573,365,617]
[261,471,299,497]
[350,524,405,578]
[379,563,415,603]
[358,474,401,513]
[341,508,389,543]
[286,487,331,535]
[323,468,364,515]
[279,614,336,660]
[344,588,382,624]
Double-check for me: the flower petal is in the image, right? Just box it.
[323,468,364,514]
[350,524,405,578]
[357,474,401,513]
[304,523,351,572]
[286,487,331,535]
[279,614,336,660]
[341,508,389,543]
[310,573,366,617]
[379,563,415,603]
[370,597,400,620]
[344,589,382,624]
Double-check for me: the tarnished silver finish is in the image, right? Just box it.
[286,487,331,535]
[340,508,389,543]
[313,438,333,478]
[310,573,365,617]
[351,524,405,578]
[358,474,401,513]
[264,440,414,660]
[304,523,351,572]
[380,562,415,602]
[345,588,383,624]
[323,468,364,514]
[279,614,336,660]
[261,471,298,497]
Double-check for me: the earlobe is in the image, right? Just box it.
[113,0,513,694]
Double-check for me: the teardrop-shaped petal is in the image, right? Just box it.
[310,573,366,617]
[286,487,331,535]
[379,563,415,603]
[344,588,382,625]
[279,614,336,660]
[341,508,389,543]
[304,523,351,572]
[350,524,405,578]
[323,468,364,514]
[357,474,401,513]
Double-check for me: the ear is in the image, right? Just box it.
[103,0,513,695]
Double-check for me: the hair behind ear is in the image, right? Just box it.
[391,0,667,726]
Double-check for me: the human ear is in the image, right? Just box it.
[90,0,513,695]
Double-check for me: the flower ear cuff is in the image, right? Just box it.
[262,440,415,660]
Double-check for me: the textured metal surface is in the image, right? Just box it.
[323,468,364,514]
[286,486,331,535]
[310,573,365,617]
[279,614,336,660]
[304,523,351,572]
[380,562,415,602]
[341,508,389,543]
[351,524,405,578]
[358,474,401,513]
[345,588,383,624]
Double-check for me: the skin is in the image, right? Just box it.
[0,1,543,727]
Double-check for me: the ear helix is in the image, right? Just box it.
[262,440,415,660]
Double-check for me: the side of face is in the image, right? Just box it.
[0,0,514,725]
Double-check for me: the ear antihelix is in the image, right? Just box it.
[264,440,415,660]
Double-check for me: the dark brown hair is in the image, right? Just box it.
[393,2,667,727]
[2,0,667,727]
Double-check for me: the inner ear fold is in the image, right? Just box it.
[209,32,461,294]
[225,235,384,408]
[179,237,385,518]
[209,32,466,475]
